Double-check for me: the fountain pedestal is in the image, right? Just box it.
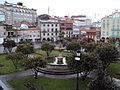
[48,53,67,70]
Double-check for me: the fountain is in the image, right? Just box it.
[50,53,67,65]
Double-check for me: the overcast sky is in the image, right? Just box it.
[1,0,120,21]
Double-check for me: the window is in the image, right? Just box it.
[106,32,109,35]
[112,25,115,30]
[43,33,45,36]
[55,28,58,31]
[103,25,105,29]
[38,35,40,37]
[51,24,54,27]
[47,29,49,32]
[113,20,115,24]
[52,33,53,35]
[47,24,49,27]
[106,25,109,29]
[117,25,119,30]
[43,24,45,27]
[102,31,105,35]
[51,28,54,32]
[112,32,115,36]
[56,24,58,27]
[4,32,6,35]
[107,20,109,24]
[47,33,49,36]
[117,32,119,36]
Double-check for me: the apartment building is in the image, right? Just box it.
[38,15,60,42]
[101,11,120,40]
[71,15,91,39]
[0,23,7,44]
[59,20,73,38]
[0,4,5,21]
[18,28,40,42]
[1,2,37,25]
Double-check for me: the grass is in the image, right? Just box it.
[0,54,24,75]
[34,50,71,63]
[0,49,70,74]
[8,76,91,90]
[35,49,70,56]
[107,61,120,79]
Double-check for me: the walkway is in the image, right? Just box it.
[0,69,33,90]
[0,70,120,90]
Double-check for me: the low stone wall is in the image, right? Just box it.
[47,64,68,70]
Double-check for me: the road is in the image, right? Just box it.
[0,43,41,54]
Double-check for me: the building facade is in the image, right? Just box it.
[1,2,37,25]
[38,19,60,42]
[0,4,5,22]
[18,28,40,42]
[0,23,7,44]
[59,20,73,38]
[101,11,120,40]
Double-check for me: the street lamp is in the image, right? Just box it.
[75,47,84,90]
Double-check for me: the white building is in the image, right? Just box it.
[38,19,60,42]
[0,4,5,22]
[1,2,37,25]
[18,28,40,42]
[0,23,6,44]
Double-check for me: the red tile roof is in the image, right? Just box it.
[80,28,86,31]
[86,29,96,32]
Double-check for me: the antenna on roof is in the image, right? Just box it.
[48,6,50,15]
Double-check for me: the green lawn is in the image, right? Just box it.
[107,61,120,79]
[34,50,71,63]
[35,49,70,57]
[8,76,91,90]
[0,54,24,75]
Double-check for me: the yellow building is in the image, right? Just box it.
[101,11,120,41]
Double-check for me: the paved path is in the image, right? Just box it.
[0,70,120,90]
[0,70,33,90]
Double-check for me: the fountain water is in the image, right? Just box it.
[50,53,67,65]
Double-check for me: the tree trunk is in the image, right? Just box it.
[46,52,49,56]
[34,70,38,79]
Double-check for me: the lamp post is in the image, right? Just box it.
[75,47,84,90]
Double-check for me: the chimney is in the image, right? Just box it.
[17,2,23,6]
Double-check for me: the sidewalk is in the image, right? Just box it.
[0,69,33,90]
[0,70,120,90]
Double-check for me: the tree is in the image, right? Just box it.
[24,57,47,79]
[84,42,97,52]
[66,41,81,54]
[94,43,119,70]
[19,40,33,45]
[16,43,34,57]
[2,40,16,53]
[88,75,117,90]
[82,38,95,43]
[6,52,24,69]
[41,42,55,56]
[67,52,98,81]
[107,37,117,44]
